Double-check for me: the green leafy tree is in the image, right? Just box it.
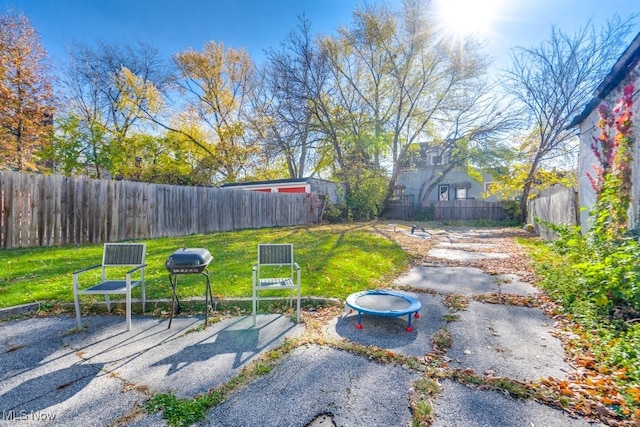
[343,166,388,220]
[42,114,87,176]
[487,131,577,202]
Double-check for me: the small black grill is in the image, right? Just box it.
[165,248,212,274]
[165,248,215,329]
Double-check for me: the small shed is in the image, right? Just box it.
[221,177,345,204]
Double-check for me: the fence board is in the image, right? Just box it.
[37,174,47,246]
[2,173,14,248]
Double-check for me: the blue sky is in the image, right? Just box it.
[0,0,638,71]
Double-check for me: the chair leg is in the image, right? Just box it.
[142,282,146,313]
[126,289,132,332]
[252,286,257,326]
[74,291,82,330]
[296,286,301,323]
[105,294,111,312]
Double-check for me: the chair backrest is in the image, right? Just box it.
[258,244,293,266]
[103,243,146,266]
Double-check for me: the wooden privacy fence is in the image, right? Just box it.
[0,171,324,248]
[527,184,578,240]
[386,195,414,220]
[433,200,508,221]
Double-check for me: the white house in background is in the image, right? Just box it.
[568,32,640,231]
[220,177,345,205]
[396,143,496,207]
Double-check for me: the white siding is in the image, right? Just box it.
[578,71,640,231]
[397,166,494,206]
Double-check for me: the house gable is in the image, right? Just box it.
[396,142,494,206]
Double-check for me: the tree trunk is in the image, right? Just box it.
[419,164,456,206]
[518,155,541,224]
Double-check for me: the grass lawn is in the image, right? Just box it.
[0,223,412,310]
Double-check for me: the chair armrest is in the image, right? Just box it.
[294,262,301,271]
[73,264,102,275]
[126,264,147,275]
[252,264,258,272]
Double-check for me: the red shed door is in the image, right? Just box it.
[278,187,306,193]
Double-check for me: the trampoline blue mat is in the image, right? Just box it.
[346,290,422,317]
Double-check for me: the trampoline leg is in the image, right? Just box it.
[356,311,363,329]
[406,313,414,333]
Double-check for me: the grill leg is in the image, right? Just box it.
[203,270,211,328]
[168,274,180,329]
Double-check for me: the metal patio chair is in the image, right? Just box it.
[73,243,147,331]
[252,243,301,326]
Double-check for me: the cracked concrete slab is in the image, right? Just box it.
[435,242,499,251]
[495,273,542,296]
[447,301,573,381]
[395,266,500,295]
[0,317,147,427]
[202,345,418,427]
[429,248,510,261]
[62,314,304,398]
[433,380,603,427]
[0,313,304,426]
[0,227,606,427]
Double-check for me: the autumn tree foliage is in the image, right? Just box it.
[0,11,54,171]
[173,42,260,183]
[58,41,170,179]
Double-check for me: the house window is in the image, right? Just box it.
[432,155,442,165]
[438,185,449,201]
[393,185,405,199]
[455,187,467,200]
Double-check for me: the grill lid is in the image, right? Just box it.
[165,248,212,273]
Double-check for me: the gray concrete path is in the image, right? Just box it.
[0,227,605,426]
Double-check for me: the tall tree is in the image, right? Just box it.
[0,11,54,171]
[256,15,326,179]
[173,41,260,183]
[503,16,634,221]
[318,0,510,208]
[60,40,170,178]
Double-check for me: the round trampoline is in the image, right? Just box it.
[345,290,422,332]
